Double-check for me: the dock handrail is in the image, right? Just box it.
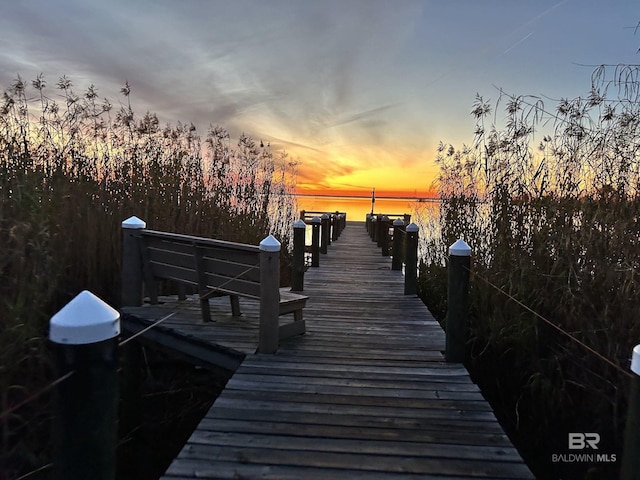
[364,213,418,295]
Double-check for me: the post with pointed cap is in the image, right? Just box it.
[622,345,640,479]
[404,223,419,295]
[121,216,146,307]
[321,213,330,253]
[376,215,385,248]
[381,216,391,256]
[292,220,307,292]
[445,239,472,363]
[311,216,321,267]
[259,235,281,353]
[50,290,120,480]
[392,218,405,270]
[370,215,377,240]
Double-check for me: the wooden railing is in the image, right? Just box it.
[365,213,419,295]
[300,210,347,242]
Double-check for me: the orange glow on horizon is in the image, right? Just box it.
[295,186,438,199]
[274,133,442,201]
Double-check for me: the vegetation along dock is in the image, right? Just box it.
[122,220,533,479]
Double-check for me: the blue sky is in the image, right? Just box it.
[1,1,638,195]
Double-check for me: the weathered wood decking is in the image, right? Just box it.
[123,221,533,479]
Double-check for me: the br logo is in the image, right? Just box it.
[568,433,600,450]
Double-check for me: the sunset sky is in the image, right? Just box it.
[1,1,638,197]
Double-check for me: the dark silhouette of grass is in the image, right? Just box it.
[0,74,297,479]
[418,67,640,479]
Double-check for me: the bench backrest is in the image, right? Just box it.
[122,221,283,353]
[140,230,262,299]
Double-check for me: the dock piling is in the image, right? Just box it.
[321,213,330,253]
[445,239,471,363]
[292,220,306,291]
[259,235,281,354]
[121,216,146,307]
[311,216,321,267]
[391,218,405,270]
[622,344,640,479]
[404,223,419,295]
[50,291,120,480]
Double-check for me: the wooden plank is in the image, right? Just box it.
[135,221,533,479]
[200,256,261,282]
[120,315,244,371]
[171,443,533,478]
[195,417,514,447]
[206,406,509,434]
[146,246,195,270]
[147,261,198,284]
[164,458,480,480]
[202,271,261,298]
[184,431,525,462]
[278,319,306,340]
[143,229,260,253]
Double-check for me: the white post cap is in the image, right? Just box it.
[122,216,146,229]
[311,216,321,224]
[294,219,307,229]
[321,213,330,219]
[50,290,120,344]
[260,234,281,252]
[393,218,404,226]
[631,345,640,376]
[406,222,419,233]
[449,239,472,256]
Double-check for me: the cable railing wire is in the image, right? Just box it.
[465,264,634,380]
[0,260,260,427]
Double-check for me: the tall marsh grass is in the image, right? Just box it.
[0,74,297,478]
[418,66,640,478]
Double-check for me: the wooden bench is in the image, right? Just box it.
[122,223,308,353]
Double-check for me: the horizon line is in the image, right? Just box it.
[294,192,440,201]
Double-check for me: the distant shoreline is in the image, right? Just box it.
[295,193,439,202]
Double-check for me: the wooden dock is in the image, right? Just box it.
[123,221,533,479]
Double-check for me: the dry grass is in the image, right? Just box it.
[0,74,298,479]
[417,66,640,478]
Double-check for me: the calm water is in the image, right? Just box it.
[297,195,430,222]
[296,194,441,262]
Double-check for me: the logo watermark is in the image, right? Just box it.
[551,433,617,464]
[568,432,600,450]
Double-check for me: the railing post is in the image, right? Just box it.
[381,215,390,256]
[376,215,385,247]
[121,216,146,307]
[445,239,471,363]
[311,216,321,267]
[371,215,378,241]
[404,223,419,295]
[332,212,339,241]
[259,235,281,354]
[622,344,640,479]
[292,220,306,292]
[391,218,405,270]
[50,291,120,480]
[366,213,371,232]
[300,209,306,220]
[321,213,330,253]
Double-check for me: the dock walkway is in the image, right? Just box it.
[124,221,533,479]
